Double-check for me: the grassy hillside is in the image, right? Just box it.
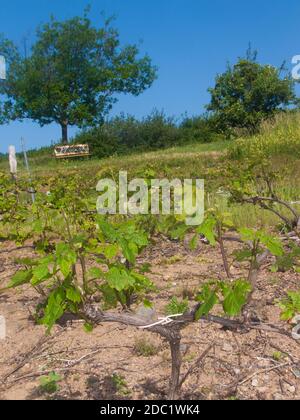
[0,140,229,179]
[229,112,300,159]
[1,113,299,229]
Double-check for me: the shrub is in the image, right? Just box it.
[74,110,181,158]
[180,114,224,143]
[73,111,222,158]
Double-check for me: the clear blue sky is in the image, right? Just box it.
[0,0,300,153]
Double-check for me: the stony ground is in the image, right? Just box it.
[0,237,300,400]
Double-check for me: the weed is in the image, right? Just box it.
[134,337,160,357]
[39,372,62,395]
[112,374,131,397]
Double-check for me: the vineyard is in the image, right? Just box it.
[1,119,300,401]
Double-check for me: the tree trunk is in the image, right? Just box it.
[168,334,182,400]
[61,122,68,144]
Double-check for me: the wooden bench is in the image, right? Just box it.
[54,144,90,159]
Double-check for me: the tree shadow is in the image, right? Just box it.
[26,385,82,400]
[86,375,131,401]
[140,378,166,400]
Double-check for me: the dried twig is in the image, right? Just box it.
[238,362,291,386]
[179,343,214,388]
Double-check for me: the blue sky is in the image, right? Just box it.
[0,0,300,153]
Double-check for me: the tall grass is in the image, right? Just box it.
[229,112,300,159]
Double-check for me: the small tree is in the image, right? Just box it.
[4,14,157,143]
[207,53,294,134]
[0,35,20,125]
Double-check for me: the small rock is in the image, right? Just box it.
[180,344,188,354]
[274,393,283,400]
[136,305,157,322]
[285,384,296,394]
[252,378,259,387]
[292,368,300,379]
[222,342,233,352]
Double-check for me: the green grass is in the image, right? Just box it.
[1,117,299,231]
[0,140,229,194]
[0,140,229,175]
[229,112,300,160]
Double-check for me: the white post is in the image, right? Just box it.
[8,145,17,180]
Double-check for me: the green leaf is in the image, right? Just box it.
[195,284,218,319]
[41,372,62,384]
[221,280,251,316]
[31,264,50,286]
[84,323,94,333]
[129,232,148,248]
[40,288,66,331]
[277,291,300,321]
[189,235,199,251]
[100,284,119,309]
[59,259,72,277]
[14,257,38,266]
[232,248,253,262]
[32,219,43,234]
[56,243,77,277]
[39,372,62,394]
[196,217,217,246]
[239,228,256,242]
[8,270,33,288]
[170,224,189,240]
[270,264,279,273]
[143,299,153,309]
[120,238,136,264]
[104,244,119,259]
[131,271,154,291]
[97,218,118,242]
[259,232,284,257]
[66,287,82,304]
[165,297,189,316]
[88,267,104,279]
[106,267,135,292]
[278,291,300,321]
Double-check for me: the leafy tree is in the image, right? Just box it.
[207,53,294,133]
[0,35,20,125]
[4,14,157,143]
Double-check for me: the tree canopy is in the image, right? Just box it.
[207,55,295,133]
[1,14,157,143]
[0,35,21,125]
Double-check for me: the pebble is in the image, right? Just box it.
[285,384,296,394]
[222,343,233,352]
[292,368,300,379]
[252,378,259,387]
[180,344,188,354]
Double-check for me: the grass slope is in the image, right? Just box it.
[1,113,299,229]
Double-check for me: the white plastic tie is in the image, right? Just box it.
[138,314,183,330]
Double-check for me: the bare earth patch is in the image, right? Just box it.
[0,238,300,400]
